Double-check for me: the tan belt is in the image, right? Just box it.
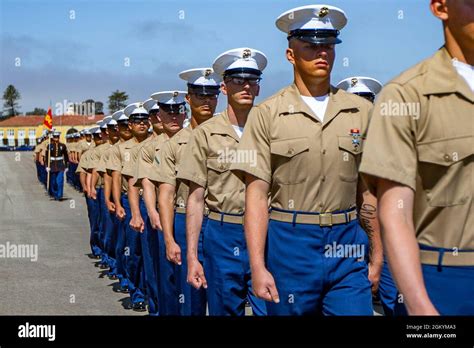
[175,207,186,214]
[270,209,357,226]
[420,249,474,266]
[175,206,210,216]
[208,211,243,224]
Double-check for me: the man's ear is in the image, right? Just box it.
[156,111,162,123]
[185,94,191,103]
[220,82,228,96]
[430,0,448,21]
[286,47,296,65]
[255,85,260,97]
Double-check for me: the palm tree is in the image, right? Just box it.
[108,90,128,114]
[3,85,21,116]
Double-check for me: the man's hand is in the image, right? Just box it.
[166,240,182,265]
[187,257,207,290]
[149,211,162,231]
[368,260,383,295]
[90,187,97,200]
[130,215,144,233]
[46,167,50,173]
[116,205,126,220]
[106,201,116,213]
[251,267,280,303]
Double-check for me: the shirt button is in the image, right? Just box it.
[321,176,326,182]
[219,164,225,170]
[444,154,451,162]
[238,208,244,214]
[321,149,326,155]
[287,148,295,155]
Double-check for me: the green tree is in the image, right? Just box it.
[3,85,21,115]
[26,108,47,116]
[108,90,128,114]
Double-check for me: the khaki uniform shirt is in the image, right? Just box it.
[230,83,372,213]
[97,143,116,174]
[85,143,112,187]
[34,141,47,156]
[360,47,473,250]
[76,140,94,161]
[67,142,76,156]
[153,127,192,208]
[178,110,246,214]
[121,136,155,183]
[76,148,91,174]
[134,133,170,187]
[106,138,143,193]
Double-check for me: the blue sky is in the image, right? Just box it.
[1,0,443,114]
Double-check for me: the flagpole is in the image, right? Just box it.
[46,102,52,193]
[46,133,51,193]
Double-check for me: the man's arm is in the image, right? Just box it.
[111,171,125,220]
[377,178,438,315]
[103,172,115,213]
[63,145,69,166]
[159,183,180,264]
[142,178,161,231]
[186,183,206,289]
[79,172,88,194]
[91,168,101,197]
[86,172,94,199]
[244,174,279,303]
[127,176,144,232]
[357,179,383,295]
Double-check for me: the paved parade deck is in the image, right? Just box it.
[0,152,142,315]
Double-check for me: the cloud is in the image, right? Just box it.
[0,34,90,69]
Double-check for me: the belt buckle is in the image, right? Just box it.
[319,212,333,226]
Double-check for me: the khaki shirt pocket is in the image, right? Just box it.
[206,157,230,190]
[417,136,472,207]
[338,136,363,182]
[270,137,309,185]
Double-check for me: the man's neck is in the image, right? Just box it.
[226,103,252,127]
[134,134,147,143]
[294,72,331,97]
[190,114,212,129]
[163,129,176,139]
[445,29,474,65]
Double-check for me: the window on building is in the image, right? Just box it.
[7,129,14,137]
[27,129,36,146]
[18,130,25,146]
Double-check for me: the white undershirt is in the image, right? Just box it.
[452,59,474,92]
[301,94,329,123]
[232,125,244,138]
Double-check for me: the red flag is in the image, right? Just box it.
[43,107,53,130]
